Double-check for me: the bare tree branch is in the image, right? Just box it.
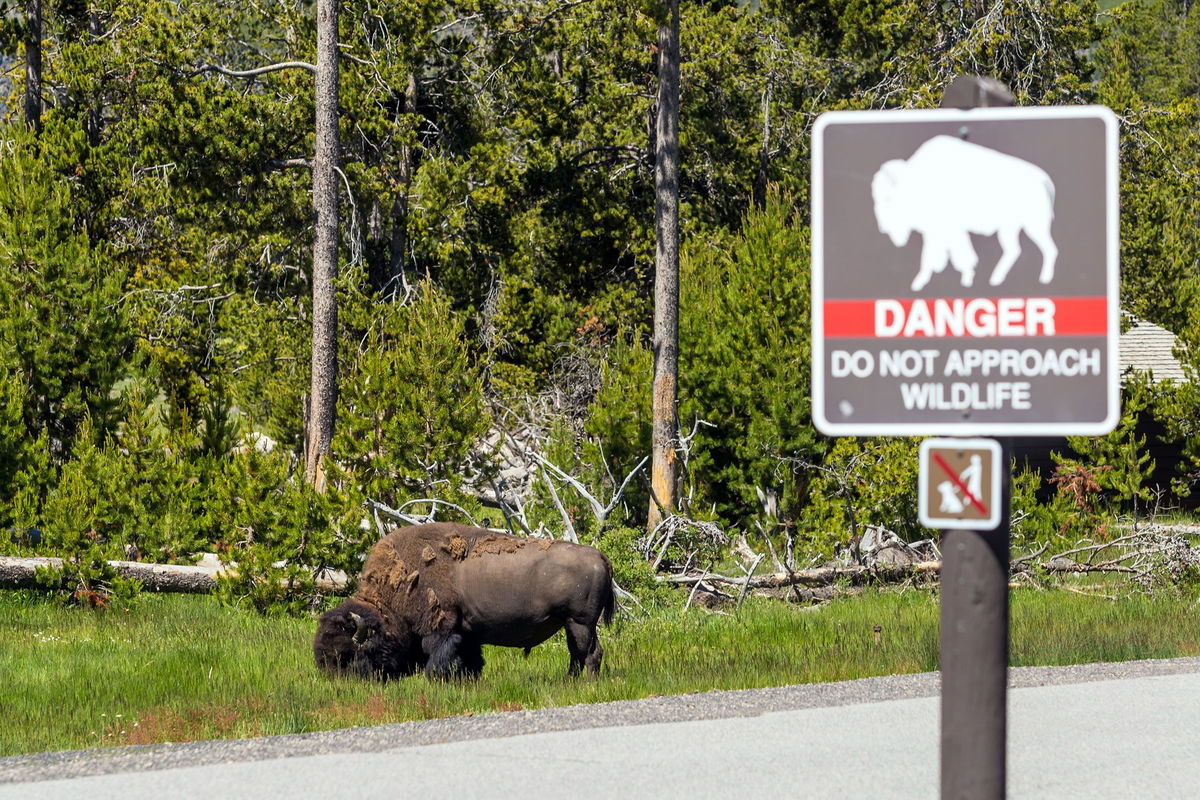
[736,554,766,609]
[531,452,649,530]
[367,498,489,529]
[266,158,313,170]
[191,61,316,78]
[684,562,712,611]
[541,467,579,543]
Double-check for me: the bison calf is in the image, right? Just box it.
[314,523,615,680]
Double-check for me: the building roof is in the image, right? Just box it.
[1119,317,1189,383]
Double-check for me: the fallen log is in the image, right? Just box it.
[1113,522,1200,537]
[1040,557,1138,575]
[754,585,864,604]
[660,553,1154,594]
[0,556,349,594]
[658,560,942,590]
[0,550,1154,599]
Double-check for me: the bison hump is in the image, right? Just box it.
[468,535,528,558]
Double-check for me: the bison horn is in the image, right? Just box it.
[349,612,371,645]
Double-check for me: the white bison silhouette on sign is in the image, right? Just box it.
[871,135,1058,292]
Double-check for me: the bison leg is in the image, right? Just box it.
[565,622,603,678]
[584,636,603,677]
[912,236,950,292]
[947,231,978,287]
[425,633,465,680]
[424,633,484,680]
[987,227,1023,287]
[459,639,485,679]
[1024,220,1058,284]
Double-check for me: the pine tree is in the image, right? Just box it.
[0,123,129,461]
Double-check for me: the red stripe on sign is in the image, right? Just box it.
[1054,298,1110,336]
[823,297,1108,338]
[823,301,878,337]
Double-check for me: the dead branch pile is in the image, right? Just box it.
[660,560,942,590]
[660,522,1200,608]
[642,515,730,572]
[1033,524,1200,590]
[6,516,1196,603]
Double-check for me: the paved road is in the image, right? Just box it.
[3,658,1199,799]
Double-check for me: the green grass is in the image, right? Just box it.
[2,586,1198,757]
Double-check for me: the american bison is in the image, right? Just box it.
[314,523,615,680]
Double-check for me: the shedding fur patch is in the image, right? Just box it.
[538,538,553,551]
[468,536,527,558]
[386,559,408,588]
[422,545,437,565]
[427,589,443,629]
[406,570,419,594]
[448,535,468,560]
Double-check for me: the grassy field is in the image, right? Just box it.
[2,586,1198,757]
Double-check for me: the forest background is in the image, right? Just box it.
[1,0,1199,611]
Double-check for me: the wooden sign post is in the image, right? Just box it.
[937,77,1012,800]
[811,74,1120,799]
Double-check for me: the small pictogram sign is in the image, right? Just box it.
[919,438,1002,530]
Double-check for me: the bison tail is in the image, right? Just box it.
[603,585,616,626]
[602,557,617,627]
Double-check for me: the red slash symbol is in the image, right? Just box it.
[931,452,987,515]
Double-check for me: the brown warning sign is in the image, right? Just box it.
[919,438,1002,530]
[811,106,1119,436]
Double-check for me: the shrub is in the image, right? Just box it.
[592,526,676,607]
[34,418,143,607]
[677,192,824,524]
[1059,373,1157,519]
[334,283,490,509]
[1009,466,1077,552]
[0,123,128,461]
[212,450,367,616]
[795,436,923,561]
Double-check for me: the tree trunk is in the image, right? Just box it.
[753,83,771,210]
[388,71,418,297]
[367,73,416,297]
[85,10,103,145]
[25,0,42,132]
[305,0,341,490]
[648,0,680,532]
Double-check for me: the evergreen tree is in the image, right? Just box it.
[334,283,490,507]
[0,123,129,460]
[1095,0,1200,337]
